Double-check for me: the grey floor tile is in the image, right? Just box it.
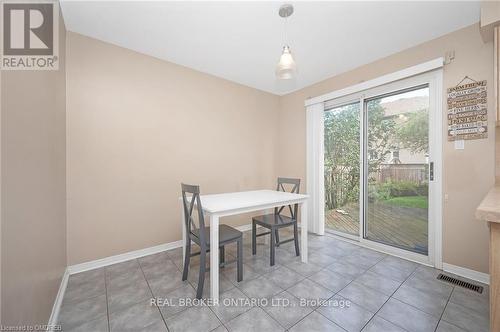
[321,246,351,259]
[403,273,453,298]
[64,316,108,332]
[287,278,334,305]
[243,256,280,275]
[166,306,221,332]
[109,300,163,332]
[435,320,467,332]
[58,294,107,330]
[339,282,389,313]
[222,263,260,285]
[263,266,304,289]
[378,298,439,332]
[343,253,379,270]
[172,255,201,271]
[413,264,442,279]
[379,256,418,275]
[141,259,179,280]
[327,261,367,279]
[289,311,345,332]
[106,260,141,281]
[308,252,338,267]
[107,278,152,314]
[449,286,489,316]
[354,271,401,296]
[317,295,374,332]
[286,261,323,277]
[274,248,302,265]
[197,272,236,298]
[442,302,489,332]
[262,291,313,329]
[156,283,197,319]
[393,284,448,318]
[334,240,360,253]
[308,239,332,251]
[308,268,352,293]
[138,251,172,269]
[106,268,146,293]
[225,307,284,332]
[237,275,283,299]
[362,316,405,332]
[356,248,387,262]
[67,268,105,287]
[368,262,413,283]
[148,270,190,296]
[139,319,168,332]
[211,287,253,323]
[63,274,106,304]
[211,325,229,332]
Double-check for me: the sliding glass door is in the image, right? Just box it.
[323,72,440,263]
[365,86,429,255]
[324,102,360,237]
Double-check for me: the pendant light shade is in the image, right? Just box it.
[276,45,296,80]
[276,4,296,80]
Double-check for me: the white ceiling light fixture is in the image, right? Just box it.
[276,4,296,80]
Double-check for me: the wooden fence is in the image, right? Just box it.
[373,163,428,184]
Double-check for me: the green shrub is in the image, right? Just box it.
[369,180,428,202]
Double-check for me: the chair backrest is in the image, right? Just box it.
[275,177,300,219]
[181,183,207,244]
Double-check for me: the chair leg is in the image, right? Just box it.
[252,221,256,255]
[196,246,207,299]
[220,246,225,268]
[182,239,191,281]
[275,229,280,247]
[293,222,300,257]
[270,227,276,266]
[237,238,243,282]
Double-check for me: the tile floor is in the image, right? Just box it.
[58,230,489,332]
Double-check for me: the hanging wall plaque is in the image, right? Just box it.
[447,79,488,141]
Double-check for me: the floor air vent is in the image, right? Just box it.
[437,274,483,294]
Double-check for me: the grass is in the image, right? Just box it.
[382,195,428,209]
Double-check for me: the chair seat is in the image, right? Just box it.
[192,224,242,245]
[252,214,296,227]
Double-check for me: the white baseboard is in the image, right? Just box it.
[68,240,184,275]
[442,263,490,285]
[47,268,69,327]
[68,223,253,275]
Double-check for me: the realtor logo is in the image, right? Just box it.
[1,1,59,70]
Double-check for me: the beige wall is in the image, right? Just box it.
[277,23,494,273]
[66,32,280,265]
[0,15,67,325]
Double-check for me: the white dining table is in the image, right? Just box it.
[180,189,309,300]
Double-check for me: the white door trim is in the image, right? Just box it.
[305,57,444,107]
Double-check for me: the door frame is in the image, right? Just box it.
[306,59,443,268]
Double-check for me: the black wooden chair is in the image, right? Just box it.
[252,178,300,266]
[181,183,243,299]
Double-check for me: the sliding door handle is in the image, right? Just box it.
[429,162,434,181]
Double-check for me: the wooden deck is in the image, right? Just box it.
[325,202,428,254]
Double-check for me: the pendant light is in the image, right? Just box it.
[276,4,296,80]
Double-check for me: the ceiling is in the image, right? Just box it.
[60,1,480,96]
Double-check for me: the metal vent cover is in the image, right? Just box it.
[437,274,483,294]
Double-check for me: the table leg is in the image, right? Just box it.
[300,200,308,263]
[210,214,220,301]
[181,201,186,264]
